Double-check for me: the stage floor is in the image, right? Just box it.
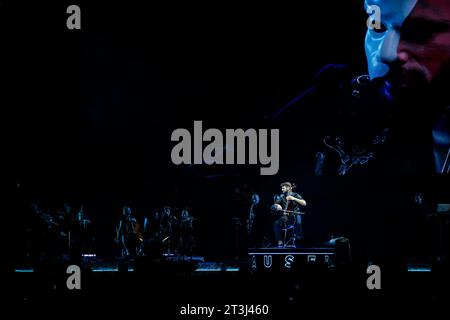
[6,250,450,316]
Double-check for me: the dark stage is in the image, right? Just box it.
[4,0,450,317]
[4,247,450,317]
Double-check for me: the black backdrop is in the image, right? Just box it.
[5,1,449,263]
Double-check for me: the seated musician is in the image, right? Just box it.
[272,182,307,247]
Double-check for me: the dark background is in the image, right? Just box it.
[4,1,449,263]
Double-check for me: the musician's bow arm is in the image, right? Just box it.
[286,195,307,206]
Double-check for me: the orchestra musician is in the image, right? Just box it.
[54,203,73,257]
[70,205,93,260]
[248,193,269,247]
[115,206,143,257]
[247,194,260,236]
[160,206,177,254]
[272,182,307,247]
[179,207,195,256]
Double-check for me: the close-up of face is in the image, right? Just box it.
[365,0,418,80]
[365,0,450,97]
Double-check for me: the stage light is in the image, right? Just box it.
[14,268,34,273]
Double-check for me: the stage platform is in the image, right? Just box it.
[248,246,336,254]
[8,251,450,315]
[248,246,336,271]
[14,247,339,274]
[13,255,243,274]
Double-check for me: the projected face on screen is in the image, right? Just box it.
[365,0,450,96]
[364,0,418,80]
